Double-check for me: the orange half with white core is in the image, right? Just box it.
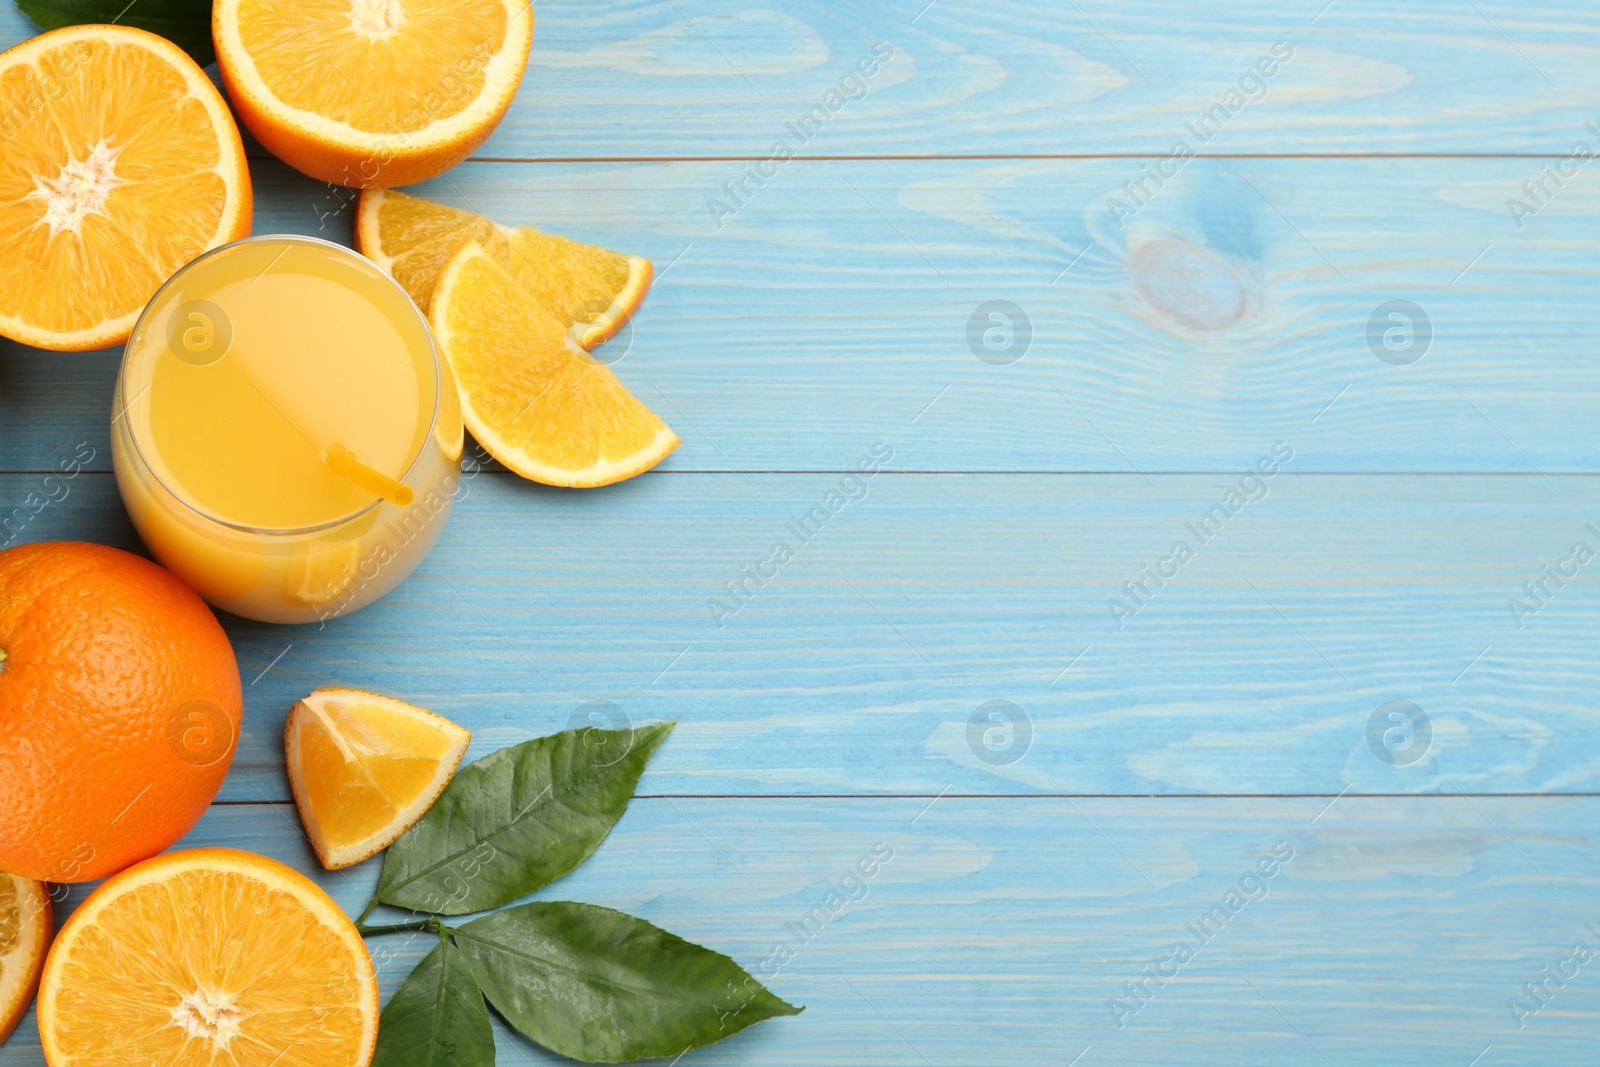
[213,0,533,187]
[37,849,378,1067]
[0,25,251,350]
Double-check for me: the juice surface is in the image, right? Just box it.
[122,238,437,531]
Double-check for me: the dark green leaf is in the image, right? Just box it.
[15,0,216,67]
[371,937,495,1067]
[376,723,673,915]
[458,902,802,1063]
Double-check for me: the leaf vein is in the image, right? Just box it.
[455,928,715,1009]
[381,730,663,902]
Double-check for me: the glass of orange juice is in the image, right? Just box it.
[111,235,465,625]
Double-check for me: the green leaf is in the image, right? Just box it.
[15,0,216,67]
[375,723,673,916]
[372,936,495,1067]
[458,902,802,1063]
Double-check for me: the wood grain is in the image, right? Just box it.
[479,0,1600,158]
[8,470,1598,799]
[4,2,1596,158]
[1,3,1596,1063]
[4,156,1599,475]
[4,797,1597,1066]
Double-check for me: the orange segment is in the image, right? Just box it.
[285,687,471,870]
[506,226,654,350]
[37,849,378,1067]
[357,188,653,347]
[0,26,251,351]
[356,189,497,312]
[0,873,51,1046]
[214,0,533,187]
[430,240,679,487]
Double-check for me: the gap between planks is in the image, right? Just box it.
[10,469,1600,477]
[208,792,1600,805]
[239,152,1600,163]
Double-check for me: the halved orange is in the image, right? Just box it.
[430,240,679,487]
[0,25,252,351]
[38,849,378,1067]
[214,0,533,188]
[0,873,51,1046]
[357,188,653,347]
[285,687,471,870]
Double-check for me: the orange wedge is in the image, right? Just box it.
[0,25,251,351]
[213,0,533,188]
[0,873,50,1046]
[285,687,471,870]
[357,188,654,347]
[38,848,378,1066]
[355,189,497,312]
[430,240,679,487]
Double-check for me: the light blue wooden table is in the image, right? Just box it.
[4,2,1600,1063]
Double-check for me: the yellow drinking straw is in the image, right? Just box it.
[113,234,456,624]
[326,444,415,508]
[225,362,416,510]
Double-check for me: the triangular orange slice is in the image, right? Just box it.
[285,687,471,870]
[429,240,678,487]
[357,188,652,348]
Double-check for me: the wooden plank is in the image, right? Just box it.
[488,0,1600,158]
[5,156,1600,475]
[8,470,1599,799]
[0,7,1591,1067]
[3,796,1596,1065]
[3,2,1597,157]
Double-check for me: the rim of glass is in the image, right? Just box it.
[116,233,443,538]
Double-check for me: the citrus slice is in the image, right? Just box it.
[357,188,653,347]
[505,225,655,350]
[355,189,496,311]
[0,873,51,1046]
[0,25,251,351]
[214,0,534,188]
[286,687,471,870]
[38,848,378,1066]
[430,240,679,487]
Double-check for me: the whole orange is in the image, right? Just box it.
[0,543,241,883]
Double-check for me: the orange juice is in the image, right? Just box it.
[111,235,464,624]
